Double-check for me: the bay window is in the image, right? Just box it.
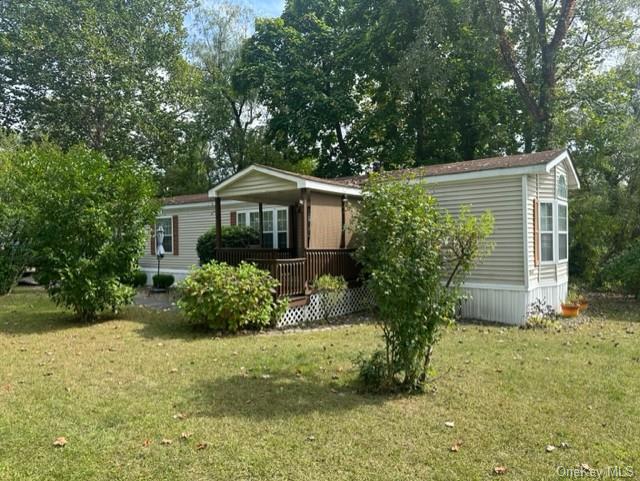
[540,202,554,262]
[558,203,568,261]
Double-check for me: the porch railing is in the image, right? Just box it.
[211,248,360,298]
[212,248,295,266]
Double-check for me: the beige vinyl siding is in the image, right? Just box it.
[427,175,524,286]
[218,170,296,197]
[526,161,570,286]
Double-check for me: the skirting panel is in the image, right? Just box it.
[277,286,375,328]
[526,281,569,314]
[459,287,529,325]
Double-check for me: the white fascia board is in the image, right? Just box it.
[546,150,581,190]
[161,199,243,211]
[303,180,362,197]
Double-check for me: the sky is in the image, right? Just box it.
[245,0,285,17]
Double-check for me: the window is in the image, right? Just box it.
[557,174,568,199]
[540,202,554,262]
[155,217,173,254]
[235,207,288,248]
[558,203,568,261]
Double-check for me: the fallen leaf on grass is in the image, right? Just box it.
[169,368,178,373]
[181,432,192,440]
[306,435,316,442]
[196,442,208,450]
[450,440,463,452]
[444,421,455,428]
[142,439,152,447]
[161,438,173,445]
[173,413,186,420]
[493,466,507,475]
[546,445,556,453]
[53,437,67,447]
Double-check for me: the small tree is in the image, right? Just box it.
[12,144,157,321]
[354,174,493,392]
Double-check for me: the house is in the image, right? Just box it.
[139,149,580,325]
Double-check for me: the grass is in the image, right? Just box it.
[0,287,639,480]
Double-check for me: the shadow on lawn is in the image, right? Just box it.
[0,309,87,335]
[188,372,387,419]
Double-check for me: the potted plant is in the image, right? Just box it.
[561,291,580,318]
[578,293,588,310]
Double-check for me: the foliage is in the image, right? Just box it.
[122,270,149,289]
[8,143,157,321]
[353,174,493,392]
[313,274,348,322]
[153,274,175,290]
[178,261,288,332]
[0,141,32,295]
[196,225,260,265]
[604,239,640,299]
[523,298,559,329]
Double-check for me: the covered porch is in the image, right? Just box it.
[208,165,362,298]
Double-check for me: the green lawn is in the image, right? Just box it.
[0,288,639,480]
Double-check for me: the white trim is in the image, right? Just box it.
[546,151,580,190]
[557,200,569,263]
[411,167,542,185]
[155,216,174,255]
[521,176,529,289]
[161,199,244,210]
[140,267,190,275]
[539,200,555,264]
[208,165,361,198]
[462,282,527,292]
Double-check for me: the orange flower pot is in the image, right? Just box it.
[561,303,580,318]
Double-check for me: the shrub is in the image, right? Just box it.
[313,274,347,321]
[8,144,157,321]
[523,298,559,329]
[605,239,640,299]
[122,269,148,288]
[178,261,288,332]
[152,273,175,289]
[353,174,493,393]
[197,225,260,265]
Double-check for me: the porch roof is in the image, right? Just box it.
[208,164,362,204]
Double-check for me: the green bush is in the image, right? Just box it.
[178,261,288,332]
[353,174,493,392]
[153,274,175,289]
[605,239,640,299]
[122,269,148,288]
[197,225,260,265]
[6,143,157,321]
[313,274,347,321]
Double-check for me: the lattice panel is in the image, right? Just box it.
[277,286,374,328]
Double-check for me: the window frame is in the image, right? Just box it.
[235,207,289,249]
[155,216,174,255]
[557,200,568,263]
[557,174,568,200]
[539,200,555,265]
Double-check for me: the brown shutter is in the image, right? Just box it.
[172,215,179,256]
[150,225,156,255]
[533,198,540,267]
[230,211,236,226]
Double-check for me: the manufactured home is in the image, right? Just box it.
[139,149,580,325]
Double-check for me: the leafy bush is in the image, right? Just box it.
[523,298,559,329]
[152,273,174,289]
[313,274,347,321]
[178,261,288,332]
[122,269,148,288]
[605,239,640,299]
[353,174,493,393]
[0,147,32,295]
[197,225,261,265]
[7,144,157,321]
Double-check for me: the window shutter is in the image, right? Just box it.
[150,227,156,256]
[172,215,179,256]
[230,211,236,226]
[533,198,540,267]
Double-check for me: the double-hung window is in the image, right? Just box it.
[155,217,173,254]
[235,207,288,249]
[558,203,568,261]
[540,202,554,262]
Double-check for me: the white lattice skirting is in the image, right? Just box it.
[277,286,375,328]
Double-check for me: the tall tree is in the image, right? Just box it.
[0,0,190,175]
[481,0,636,151]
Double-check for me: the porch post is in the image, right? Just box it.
[340,194,347,249]
[215,197,222,249]
[258,202,264,248]
[300,188,308,255]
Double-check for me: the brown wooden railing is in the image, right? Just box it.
[251,258,307,298]
[212,248,295,266]
[213,248,360,299]
[305,249,359,282]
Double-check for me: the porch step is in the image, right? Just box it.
[288,295,310,308]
